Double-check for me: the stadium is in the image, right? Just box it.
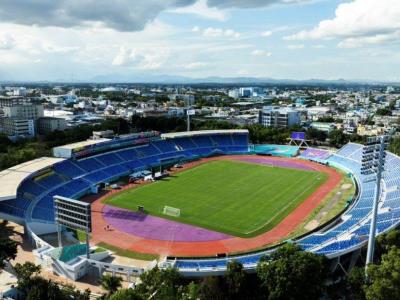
[0,129,399,280]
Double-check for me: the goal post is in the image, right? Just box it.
[163,206,181,217]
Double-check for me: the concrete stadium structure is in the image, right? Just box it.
[0,130,399,280]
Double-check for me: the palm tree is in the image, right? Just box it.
[100,274,123,297]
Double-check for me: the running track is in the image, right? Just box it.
[88,155,342,257]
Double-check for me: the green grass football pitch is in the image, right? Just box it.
[104,160,328,237]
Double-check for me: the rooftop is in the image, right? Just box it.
[161,129,248,139]
[0,157,65,201]
[53,138,110,151]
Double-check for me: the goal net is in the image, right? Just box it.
[163,206,181,217]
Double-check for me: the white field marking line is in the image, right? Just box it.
[244,174,324,235]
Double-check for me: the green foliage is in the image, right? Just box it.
[131,115,187,133]
[198,276,226,300]
[389,136,400,156]
[365,248,400,300]
[135,266,184,300]
[306,127,327,142]
[108,288,144,300]
[257,244,329,300]
[346,267,366,300]
[0,238,18,269]
[14,262,89,300]
[375,228,400,263]
[100,274,123,296]
[225,261,248,299]
[245,124,293,144]
[375,108,392,116]
[14,262,42,294]
[328,129,349,147]
[317,116,335,122]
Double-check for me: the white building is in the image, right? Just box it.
[228,89,240,99]
[13,87,27,97]
[259,106,300,128]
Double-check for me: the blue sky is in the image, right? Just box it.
[0,0,398,81]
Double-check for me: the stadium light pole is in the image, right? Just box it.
[186,98,191,132]
[362,135,389,271]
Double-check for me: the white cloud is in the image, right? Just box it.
[202,27,240,38]
[192,26,200,32]
[0,34,15,50]
[312,44,325,49]
[139,47,170,70]
[169,0,227,21]
[287,44,304,49]
[285,0,400,47]
[261,30,272,37]
[236,69,249,75]
[251,49,272,56]
[42,44,80,54]
[183,61,207,69]
[112,46,136,66]
[112,46,170,70]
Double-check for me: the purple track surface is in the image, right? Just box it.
[102,205,232,242]
[235,157,316,171]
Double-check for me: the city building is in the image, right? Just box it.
[310,122,335,133]
[13,87,27,97]
[0,102,44,138]
[37,117,67,134]
[0,118,35,138]
[259,106,300,128]
[2,104,44,120]
[0,96,28,107]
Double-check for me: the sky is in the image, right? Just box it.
[0,0,399,82]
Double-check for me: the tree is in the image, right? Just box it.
[389,137,400,156]
[346,267,366,300]
[198,276,226,300]
[60,284,91,300]
[25,276,63,300]
[135,266,184,300]
[225,260,247,299]
[14,262,42,294]
[0,238,18,269]
[108,288,144,300]
[375,228,400,262]
[365,247,400,300]
[375,108,392,116]
[100,274,123,297]
[257,243,329,300]
[328,129,348,147]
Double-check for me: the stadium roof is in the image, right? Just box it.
[161,129,248,139]
[53,138,110,151]
[0,157,65,201]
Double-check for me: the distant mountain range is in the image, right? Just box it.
[1,73,399,86]
[89,73,397,85]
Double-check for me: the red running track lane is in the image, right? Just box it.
[88,155,342,257]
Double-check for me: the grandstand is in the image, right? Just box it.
[1,129,400,279]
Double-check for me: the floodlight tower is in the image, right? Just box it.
[361,135,389,269]
[186,98,194,132]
